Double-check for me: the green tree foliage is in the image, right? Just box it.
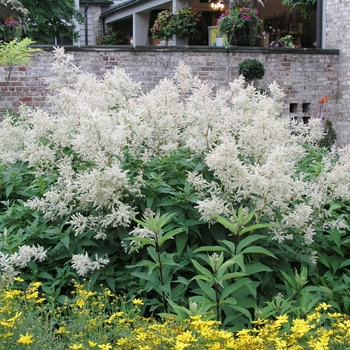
[20,0,84,44]
[0,38,41,100]
[282,0,317,19]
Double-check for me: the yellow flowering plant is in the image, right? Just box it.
[1,280,350,349]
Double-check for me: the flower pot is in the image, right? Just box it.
[227,22,260,47]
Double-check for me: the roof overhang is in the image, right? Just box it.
[80,0,114,5]
[100,0,171,23]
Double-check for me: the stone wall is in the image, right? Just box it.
[0,46,342,143]
[325,0,350,147]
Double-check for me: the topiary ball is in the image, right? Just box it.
[238,58,265,83]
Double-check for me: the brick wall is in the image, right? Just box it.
[0,46,342,143]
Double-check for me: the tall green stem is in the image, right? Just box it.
[155,233,168,312]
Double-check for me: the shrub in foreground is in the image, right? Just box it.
[1,47,350,330]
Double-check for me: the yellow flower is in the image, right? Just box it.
[98,344,112,350]
[327,312,343,318]
[290,319,313,338]
[251,318,268,326]
[4,289,22,299]
[75,298,85,308]
[208,343,221,350]
[69,344,83,349]
[55,326,70,335]
[26,290,39,299]
[17,333,33,345]
[275,314,289,327]
[189,315,202,320]
[29,281,42,288]
[88,340,97,347]
[13,277,24,282]
[174,341,190,350]
[8,311,22,323]
[104,289,114,297]
[176,330,197,343]
[2,332,14,339]
[132,298,144,305]
[315,302,332,312]
[116,338,129,346]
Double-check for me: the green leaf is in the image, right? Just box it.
[38,271,54,280]
[158,227,184,246]
[239,223,275,236]
[193,246,230,254]
[226,304,253,322]
[329,229,341,249]
[129,271,158,284]
[220,272,247,281]
[241,246,276,258]
[236,234,267,253]
[124,236,156,251]
[215,215,237,235]
[241,208,256,226]
[192,274,214,284]
[191,259,214,281]
[221,278,253,300]
[175,232,188,255]
[60,235,70,252]
[279,269,297,291]
[219,297,237,307]
[195,279,216,301]
[5,184,14,198]
[217,259,239,274]
[340,259,350,269]
[244,262,272,275]
[106,277,116,294]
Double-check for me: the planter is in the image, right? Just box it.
[232,27,250,46]
[176,36,189,46]
[231,23,259,46]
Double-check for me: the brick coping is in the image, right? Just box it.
[31,45,340,55]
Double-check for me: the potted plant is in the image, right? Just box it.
[150,7,206,44]
[150,10,174,42]
[0,16,22,42]
[217,6,262,46]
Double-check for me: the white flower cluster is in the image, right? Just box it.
[71,252,109,276]
[0,47,349,261]
[123,226,156,253]
[0,244,47,284]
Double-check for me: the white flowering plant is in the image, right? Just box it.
[1,47,350,328]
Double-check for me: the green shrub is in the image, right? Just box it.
[97,30,128,45]
[318,119,337,150]
[238,58,265,83]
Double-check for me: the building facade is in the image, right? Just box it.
[76,0,349,145]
